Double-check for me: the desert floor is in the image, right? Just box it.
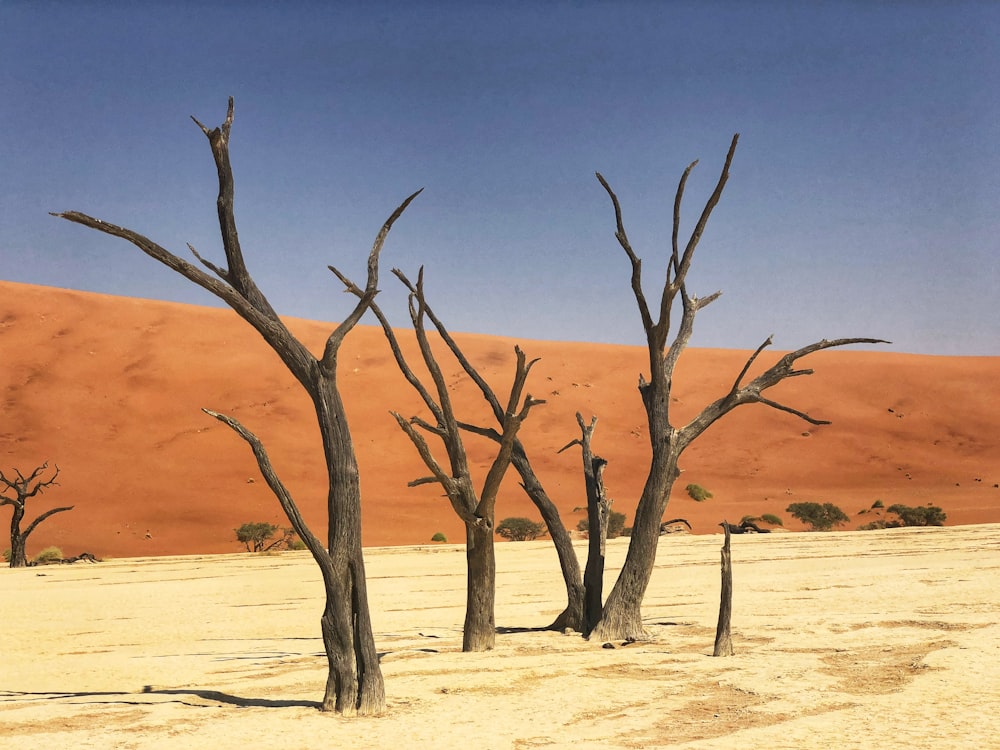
[2,524,998,749]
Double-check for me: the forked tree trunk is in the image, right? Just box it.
[364,269,540,653]
[463,524,497,651]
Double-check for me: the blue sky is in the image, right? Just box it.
[2,1,998,355]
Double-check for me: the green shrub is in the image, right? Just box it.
[496,517,547,541]
[1,549,9,563]
[761,513,783,527]
[871,499,885,509]
[576,510,627,539]
[786,502,849,531]
[887,504,947,527]
[289,538,307,550]
[33,546,63,564]
[685,483,713,502]
[235,522,279,552]
[431,532,447,543]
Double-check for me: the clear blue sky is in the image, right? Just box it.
[2,1,998,355]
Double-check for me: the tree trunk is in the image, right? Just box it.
[463,523,496,651]
[510,449,584,632]
[8,503,27,568]
[589,450,677,641]
[713,523,734,657]
[582,456,609,637]
[312,375,385,713]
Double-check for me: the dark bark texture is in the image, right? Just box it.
[558,414,610,637]
[713,523,734,657]
[55,99,419,714]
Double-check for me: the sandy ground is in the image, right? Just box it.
[2,281,999,559]
[2,524,998,749]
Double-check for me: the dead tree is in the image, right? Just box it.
[349,268,541,651]
[1,463,73,568]
[346,266,586,632]
[589,134,888,640]
[558,414,610,636]
[713,522,734,657]
[54,99,420,715]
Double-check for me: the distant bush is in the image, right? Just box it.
[497,517,547,542]
[786,502,849,531]
[576,510,627,539]
[235,522,302,552]
[1,549,9,563]
[235,522,279,552]
[887,504,947,527]
[686,483,713,502]
[33,546,63,564]
[431,532,447,543]
[858,519,890,530]
[761,513,783,527]
[871,499,885,509]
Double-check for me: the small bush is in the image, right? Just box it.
[786,502,849,531]
[34,546,63,564]
[887,504,947,527]
[761,513,783,527]
[576,510,627,539]
[871,499,885,509]
[1,549,9,563]
[685,483,713,502]
[235,522,300,552]
[431,532,447,543]
[235,522,279,552]
[497,517,547,542]
[858,519,890,531]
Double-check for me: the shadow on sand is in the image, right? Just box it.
[0,688,320,709]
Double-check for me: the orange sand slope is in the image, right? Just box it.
[1,279,997,558]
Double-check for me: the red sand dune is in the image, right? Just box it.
[1,280,997,558]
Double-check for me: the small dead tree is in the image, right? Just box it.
[1,463,73,568]
[54,99,419,715]
[589,134,887,640]
[558,414,610,637]
[713,522,734,657]
[354,267,542,651]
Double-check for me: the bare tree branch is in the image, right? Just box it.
[679,337,891,447]
[22,505,74,539]
[202,409,327,560]
[595,172,655,338]
[323,188,423,367]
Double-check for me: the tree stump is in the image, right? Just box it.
[713,522,734,657]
